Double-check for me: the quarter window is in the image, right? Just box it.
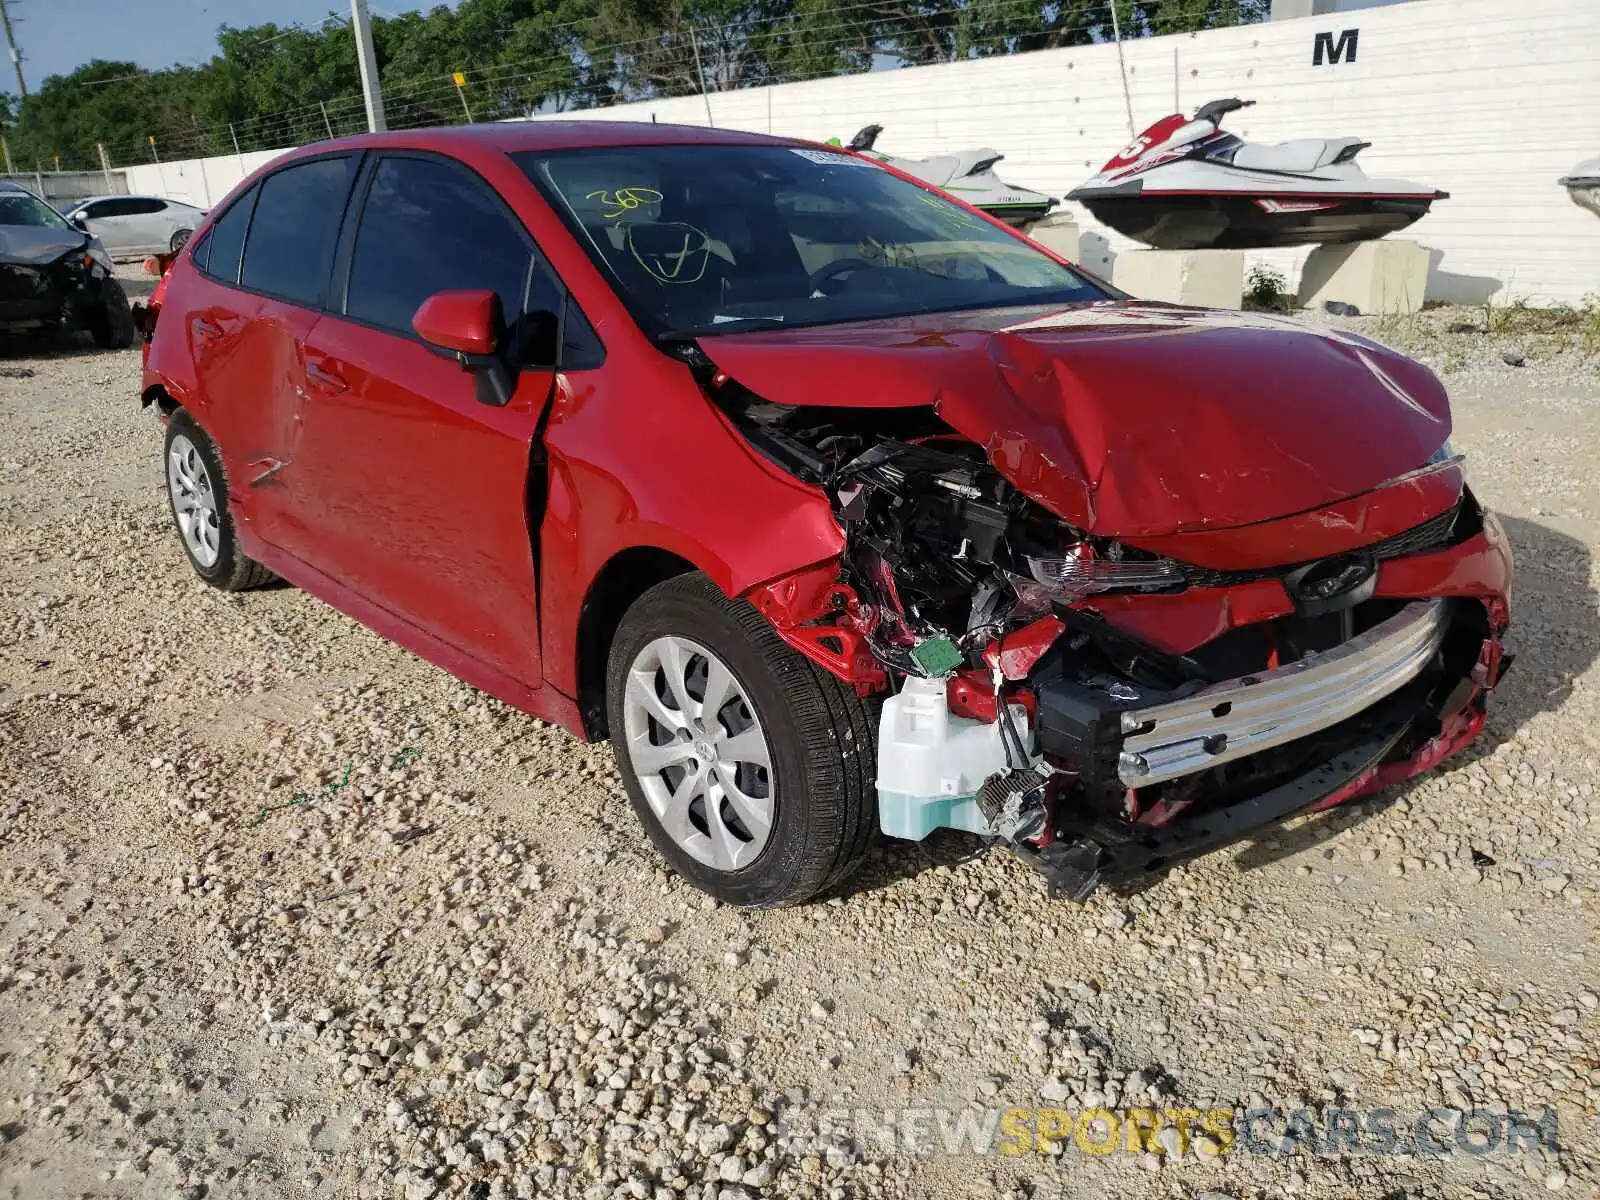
[202,185,256,285]
[241,157,354,307]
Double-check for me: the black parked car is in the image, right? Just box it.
[0,181,135,348]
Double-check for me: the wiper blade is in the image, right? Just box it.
[655,315,787,341]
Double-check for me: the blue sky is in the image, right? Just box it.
[13,1,442,88]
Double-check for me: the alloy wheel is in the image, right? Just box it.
[620,635,775,871]
[167,432,221,568]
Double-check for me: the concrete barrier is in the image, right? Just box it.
[1028,213,1081,263]
[1297,239,1431,316]
[1112,249,1245,308]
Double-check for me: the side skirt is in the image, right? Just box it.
[241,530,588,741]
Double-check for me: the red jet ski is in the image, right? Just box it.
[1068,99,1448,250]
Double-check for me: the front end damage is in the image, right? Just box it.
[699,322,1512,900]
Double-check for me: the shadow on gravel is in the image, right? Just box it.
[0,333,135,359]
[848,515,1599,899]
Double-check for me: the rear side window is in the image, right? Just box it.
[203,185,256,285]
[345,155,530,336]
[242,157,354,307]
[188,231,211,273]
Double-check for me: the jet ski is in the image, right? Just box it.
[1560,156,1600,219]
[1068,98,1448,250]
[839,125,1059,228]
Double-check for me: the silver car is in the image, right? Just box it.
[59,194,207,257]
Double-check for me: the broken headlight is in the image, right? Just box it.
[1021,543,1183,602]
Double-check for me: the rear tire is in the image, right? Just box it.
[163,410,276,592]
[87,277,136,350]
[606,574,878,907]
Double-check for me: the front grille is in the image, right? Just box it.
[1178,501,1462,589]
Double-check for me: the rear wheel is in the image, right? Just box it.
[163,411,275,591]
[606,574,878,907]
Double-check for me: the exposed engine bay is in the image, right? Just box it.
[709,373,1511,901]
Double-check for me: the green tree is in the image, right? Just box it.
[0,0,1267,169]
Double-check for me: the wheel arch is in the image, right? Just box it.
[574,545,700,739]
[142,382,180,416]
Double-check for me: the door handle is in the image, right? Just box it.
[305,360,348,394]
[194,317,222,340]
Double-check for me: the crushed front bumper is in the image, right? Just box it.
[994,519,1509,899]
[1116,600,1448,787]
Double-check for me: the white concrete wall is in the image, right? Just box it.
[123,0,1599,304]
[124,148,290,212]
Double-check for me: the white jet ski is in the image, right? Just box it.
[1560,156,1600,219]
[839,125,1059,228]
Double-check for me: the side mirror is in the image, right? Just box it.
[70,213,88,231]
[412,289,503,356]
[413,289,516,407]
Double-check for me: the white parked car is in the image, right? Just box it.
[59,194,207,257]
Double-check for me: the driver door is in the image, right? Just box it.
[281,152,577,685]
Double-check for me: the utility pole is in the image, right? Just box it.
[0,0,26,100]
[96,141,112,191]
[351,0,386,132]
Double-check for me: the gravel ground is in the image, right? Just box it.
[1,301,1599,1200]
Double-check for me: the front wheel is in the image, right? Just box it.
[87,277,136,349]
[605,574,878,907]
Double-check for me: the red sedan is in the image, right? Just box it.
[139,122,1511,906]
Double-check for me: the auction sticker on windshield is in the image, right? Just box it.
[789,148,876,167]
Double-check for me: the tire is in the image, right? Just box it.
[87,277,136,350]
[605,573,878,907]
[170,228,193,254]
[162,411,276,592]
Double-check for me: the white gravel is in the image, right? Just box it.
[1,309,1598,1199]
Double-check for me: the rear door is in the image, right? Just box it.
[181,156,357,541]
[78,197,143,254]
[119,197,174,253]
[286,152,588,683]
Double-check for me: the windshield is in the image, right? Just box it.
[0,190,73,231]
[517,144,1102,336]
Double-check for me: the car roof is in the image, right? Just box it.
[69,193,194,206]
[304,120,809,157]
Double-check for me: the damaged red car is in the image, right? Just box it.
[140,123,1512,906]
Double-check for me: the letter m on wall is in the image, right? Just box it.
[1314,28,1359,66]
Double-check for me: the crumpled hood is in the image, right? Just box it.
[0,225,88,266]
[703,301,1453,537]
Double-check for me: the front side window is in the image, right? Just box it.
[518,144,1102,336]
[346,155,533,339]
[0,190,73,231]
[241,156,354,306]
